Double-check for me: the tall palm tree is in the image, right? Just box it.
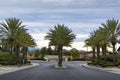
[0,17,25,64]
[92,30,101,64]
[102,18,120,65]
[45,24,75,66]
[97,27,110,65]
[86,30,102,64]
[18,30,36,64]
[13,28,27,64]
[85,34,96,63]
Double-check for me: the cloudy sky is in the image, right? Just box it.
[0,0,120,50]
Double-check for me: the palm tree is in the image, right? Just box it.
[85,35,96,63]
[19,31,36,64]
[102,18,120,65]
[0,17,25,64]
[92,30,101,64]
[97,27,110,65]
[85,30,102,64]
[45,24,75,66]
[14,28,27,64]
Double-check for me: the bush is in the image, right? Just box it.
[0,61,8,65]
[90,54,120,67]
[28,52,33,56]
[90,59,114,67]
[115,55,120,66]
[34,50,40,57]
[0,53,17,65]
[106,55,113,62]
[32,50,46,60]
[31,57,46,60]
[0,53,9,61]
[69,50,80,59]
[70,58,85,61]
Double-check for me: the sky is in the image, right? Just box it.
[0,0,120,50]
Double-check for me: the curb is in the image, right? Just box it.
[55,64,68,68]
[0,63,39,75]
[80,64,120,75]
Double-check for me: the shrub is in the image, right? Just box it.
[89,54,120,67]
[0,53,9,61]
[34,50,40,57]
[0,53,17,65]
[69,50,80,59]
[71,58,85,61]
[0,61,8,65]
[106,55,113,62]
[28,52,33,56]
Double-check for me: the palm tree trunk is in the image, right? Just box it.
[24,47,28,64]
[113,44,116,66]
[58,45,63,66]
[97,44,100,65]
[102,44,107,66]
[15,44,20,65]
[0,46,2,52]
[92,47,96,63]
[22,46,25,64]
[9,40,13,64]
[22,46,28,64]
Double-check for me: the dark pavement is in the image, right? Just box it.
[0,61,120,80]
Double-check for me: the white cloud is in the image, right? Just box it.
[36,40,49,48]
[0,0,120,51]
[76,34,89,39]
[24,22,53,27]
[63,42,92,51]
[31,33,47,41]
[30,33,91,50]
[30,33,49,48]
[39,0,74,2]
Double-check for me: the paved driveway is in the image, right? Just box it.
[0,61,120,80]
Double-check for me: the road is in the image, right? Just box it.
[0,61,120,80]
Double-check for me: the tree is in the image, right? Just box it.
[40,47,47,58]
[85,29,103,64]
[45,24,75,66]
[34,50,41,57]
[0,17,25,64]
[97,27,110,65]
[69,50,80,59]
[0,17,36,65]
[20,32,36,64]
[85,36,96,63]
[102,18,120,65]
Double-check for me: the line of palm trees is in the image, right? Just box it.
[1,17,118,67]
[0,17,36,65]
[0,18,76,67]
[85,18,120,66]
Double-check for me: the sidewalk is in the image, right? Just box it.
[0,63,39,75]
[81,64,120,74]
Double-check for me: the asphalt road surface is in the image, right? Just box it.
[0,61,120,80]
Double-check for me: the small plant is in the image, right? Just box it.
[69,50,80,59]
[0,53,17,65]
[28,52,33,56]
[89,54,120,67]
[34,50,40,57]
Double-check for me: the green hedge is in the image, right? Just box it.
[0,53,16,65]
[90,54,120,67]
[70,58,85,61]
[0,53,9,61]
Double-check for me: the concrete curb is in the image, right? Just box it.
[55,64,68,68]
[0,63,39,75]
[81,64,120,74]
